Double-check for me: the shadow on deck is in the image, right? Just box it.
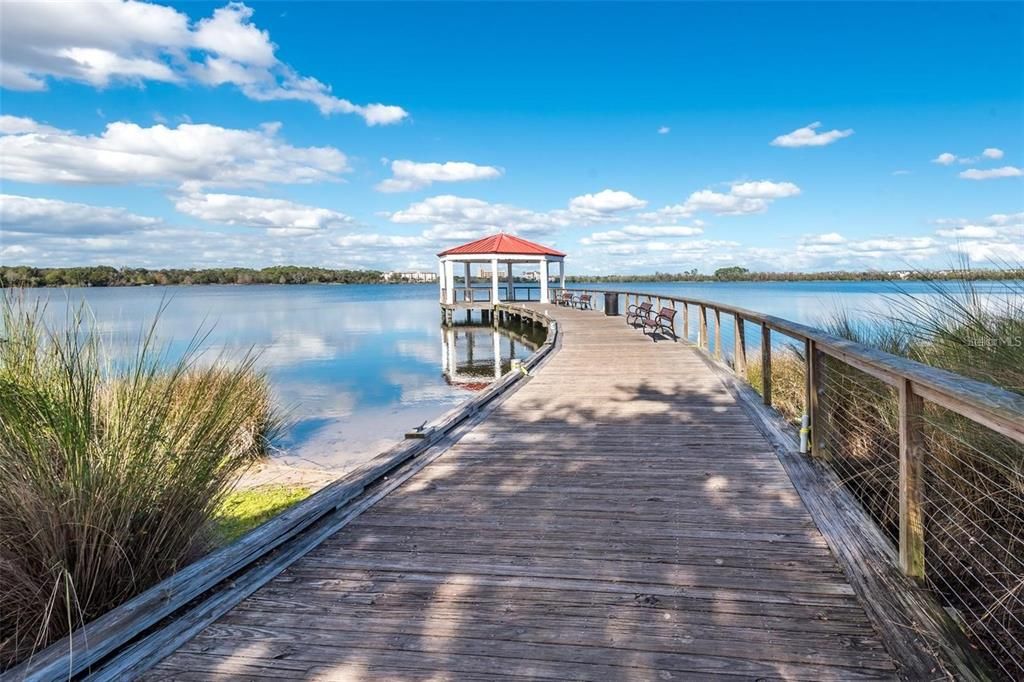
[148,306,899,681]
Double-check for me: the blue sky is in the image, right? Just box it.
[1,1,1022,274]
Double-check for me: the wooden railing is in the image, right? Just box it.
[552,286,1024,676]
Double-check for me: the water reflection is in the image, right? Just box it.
[441,318,546,390]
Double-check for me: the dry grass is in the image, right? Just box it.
[745,345,805,424]
[0,293,280,669]
[740,271,1024,676]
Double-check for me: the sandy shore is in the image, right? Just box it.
[235,458,342,493]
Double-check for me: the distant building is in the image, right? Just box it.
[383,270,438,283]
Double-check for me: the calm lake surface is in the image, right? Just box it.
[20,280,1016,472]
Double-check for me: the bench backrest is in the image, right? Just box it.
[580,294,591,302]
[560,292,573,300]
[638,301,652,312]
[658,307,677,321]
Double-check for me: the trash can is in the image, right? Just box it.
[604,291,619,316]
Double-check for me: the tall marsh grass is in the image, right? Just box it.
[750,271,1024,675]
[0,294,279,669]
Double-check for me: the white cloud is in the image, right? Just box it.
[333,233,431,249]
[771,122,854,148]
[959,166,1023,180]
[729,181,801,199]
[804,232,846,245]
[568,189,647,215]
[375,160,503,193]
[0,115,62,135]
[173,192,353,234]
[583,224,704,244]
[0,194,162,235]
[646,179,801,218]
[934,148,1010,167]
[657,126,670,134]
[936,225,998,239]
[388,195,574,237]
[0,1,407,125]
[0,118,348,190]
[891,170,912,176]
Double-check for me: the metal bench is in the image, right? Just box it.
[642,306,678,340]
[573,294,592,310]
[626,301,653,327]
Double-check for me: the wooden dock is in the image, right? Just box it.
[147,304,900,680]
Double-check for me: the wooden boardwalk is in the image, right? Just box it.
[150,305,898,681]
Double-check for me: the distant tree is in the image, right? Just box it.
[713,266,750,281]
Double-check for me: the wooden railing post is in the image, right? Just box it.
[733,315,746,377]
[805,339,819,455]
[682,303,689,341]
[713,309,723,361]
[761,324,772,405]
[899,378,926,580]
[698,305,708,349]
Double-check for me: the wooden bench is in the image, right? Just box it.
[573,294,592,310]
[642,306,678,340]
[557,291,574,306]
[626,301,653,327]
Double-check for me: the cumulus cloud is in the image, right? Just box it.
[0,1,407,125]
[568,189,647,215]
[958,166,1023,180]
[0,194,163,235]
[771,122,854,148]
[173,192,354,234]
[582,224,704,244]
[388,195,574,238]
[933,148,1009,167]
[645,180,801,218]
[388,189,649,242]
[375,160,503,193]
[0,118,348,190]
[0,114,64,135]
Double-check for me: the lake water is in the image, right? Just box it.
[17,279,1016,472]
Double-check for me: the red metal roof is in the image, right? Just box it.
[437,233,565,257]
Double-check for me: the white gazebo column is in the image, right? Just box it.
[438,260,446,302]
[539,258,550,304]
[492,330,501,379]
[444,259,455,304]
[463,262,471,302]
[559,260,566,289]
[490,258,499,303]
[506,262,514,302]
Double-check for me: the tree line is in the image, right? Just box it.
[567,266,1024,283]
[0,265,388,287]
[2,264,1021,288]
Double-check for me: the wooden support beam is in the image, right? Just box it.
[713,309,723,360]
[761,323,772,406]
[899,378,926,580]
[733,315,747,377]
[805,339,818,456]
[698,305,708,349]
[682,303,689,341]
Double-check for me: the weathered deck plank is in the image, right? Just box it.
[149,305,898,680]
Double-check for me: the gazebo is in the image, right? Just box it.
[437,233,566,305]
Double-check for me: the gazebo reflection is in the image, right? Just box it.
[440,319,545,390]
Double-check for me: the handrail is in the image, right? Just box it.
[552,286,1024,445]
[552,285,1022,675]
